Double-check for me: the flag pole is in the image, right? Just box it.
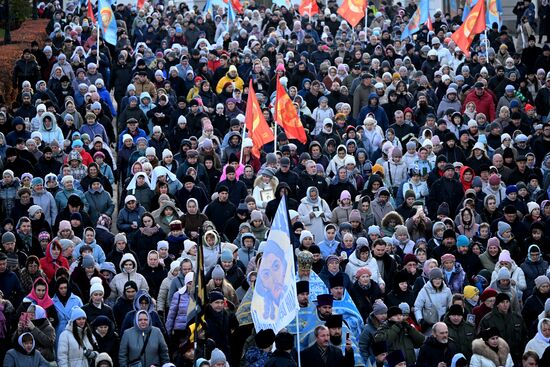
[365,7,368,30]
[296,312,302,367]
[96,1,100,66]
[239,118,246,165]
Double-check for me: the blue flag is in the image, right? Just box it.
[251,196,299,333]
[401,0,429,40]
[98,0,117,45]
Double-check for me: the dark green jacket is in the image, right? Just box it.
[373,320,425,365]
[478,308,526,360]
[444,314,476,358]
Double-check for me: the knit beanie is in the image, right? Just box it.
[90,282,104,296]
[372,299,388,316]
[70,306,87,322]
[497,221,511,237]
[479,288,498,302]
[209,348,227,365]
[497,267,511,281]
[487,237,500,249]
[498,250,512,263]
[495,292,510,305]
[114,233,127,244]
[463,285,479,300]
[429,268,443,280]
[535,275,550,289]
[398,302,410,314]
[212,264,225,279]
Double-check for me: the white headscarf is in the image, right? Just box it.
[149,166,178,189]
[126,172,152,192]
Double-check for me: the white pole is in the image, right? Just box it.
[365,7,368,31]
[96,23,100,66]
[296,313,302,367]
[273,116,278,152]
[239,121,246,165]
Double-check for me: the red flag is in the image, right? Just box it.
[87,0,96,24]
[137,0,145,10]
[245,80,274,158]
[230,0,244,14]
[298,0,319,17]
[337,0,367,28]
[275,77,307,144]
[425,11,433,31]
[451,0,486,56]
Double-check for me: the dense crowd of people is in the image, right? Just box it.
[2,0,550,366]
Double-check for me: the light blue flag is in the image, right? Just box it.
[401,0,429,40]
[203,0,213,14]
[251,196,299,333]
[486,0,503,29]
[98,0,117,45]
[227,0,235,26]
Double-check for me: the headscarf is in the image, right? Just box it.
[27,277,54,309]
[126,172,152,192]
[149,166,178,190]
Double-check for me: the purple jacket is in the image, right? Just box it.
[165,290,190,333]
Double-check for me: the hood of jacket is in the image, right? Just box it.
[119,253,137,274]
[133,290,154,312]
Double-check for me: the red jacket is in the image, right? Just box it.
[462,90,496,122]
[39,241,69,282]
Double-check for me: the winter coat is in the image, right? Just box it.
[156,270,177,316]
[417,335,458,367]
[57,322,97,367]
[349,280,383,321]
[442,263,467,294]
[4,337,49,367]
[85,189,115,225]
[264,349,297,367]
[443,314,476,358]
[478,309,527,360]
[165,289,190,333]
[520,251,548,298]
[331,205,353,226]
[52,293,84,337]
[522,290,550,332]
[470,338,513,367]
[72,239,106,265]
[414,280,452,324]
[373,320,425,365]
[116,205,146,234]
[39,242,69,282]
[298,196,333,245]
[524,318,550,358]
[490,262,527,294]
[31,190,57,226]
[345,250,385,286]
[119,321,169,367]
[12,317,57,362]
[109,253,149,300]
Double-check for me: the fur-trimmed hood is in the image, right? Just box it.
[471,337,510,366]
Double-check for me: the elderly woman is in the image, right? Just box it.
[119,310,169,367]
[298,186,332,244]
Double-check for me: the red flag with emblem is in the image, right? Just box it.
[337,0,367,28]
[137,0,145,10]
[245,80,274,158]
[451,0,486,56]
[425,11,433,31]
[299,0,319,17]
[87,0,96,23]
[275,77,307,144]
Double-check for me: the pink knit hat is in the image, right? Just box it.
[498,249,512,263]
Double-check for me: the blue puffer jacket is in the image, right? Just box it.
[165,289,190,334]
[52,293,83,338]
